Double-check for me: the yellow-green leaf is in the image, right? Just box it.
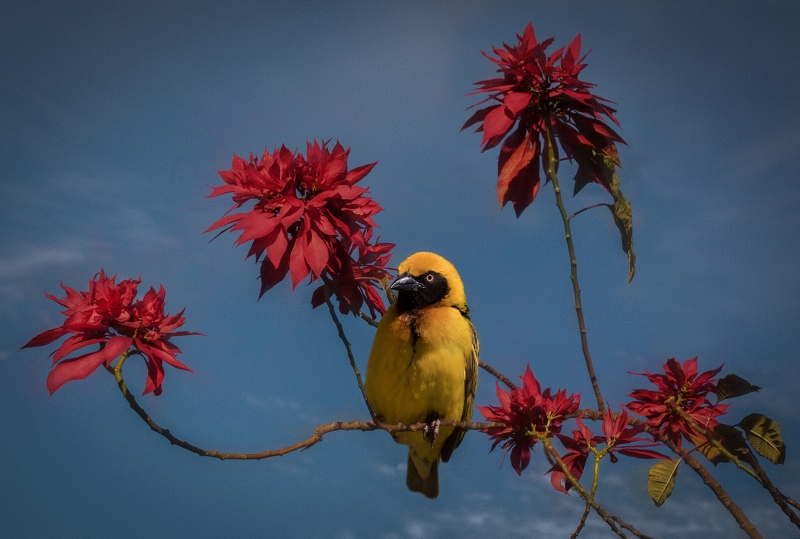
[738,413,786,464]
[715,374,761,401]
[599,153,636,283]
[692,424,748,465]
[648,459,680,507]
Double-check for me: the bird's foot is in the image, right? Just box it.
[423,419,440,447]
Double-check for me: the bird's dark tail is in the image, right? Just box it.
[406,454,439,499]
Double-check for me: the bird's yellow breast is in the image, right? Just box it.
[365,304,472,426]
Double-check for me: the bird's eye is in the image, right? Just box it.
[425,273,435,283]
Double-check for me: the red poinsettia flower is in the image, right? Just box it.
[627,357,728,449]
[463,23,624,216]
[478,365,580,475]
[206,140,393,316]
[549,407,666,493]
[310,229,394,318]
[21,271,199,396]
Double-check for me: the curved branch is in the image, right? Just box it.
[321,284,378,422]
[569,203,613,221]
[107,357,501,460]
[479,361,518,390]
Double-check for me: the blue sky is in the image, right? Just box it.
[2,1,799,537]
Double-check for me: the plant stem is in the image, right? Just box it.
[323,289,378,422]
[660,437,764,539]
[479,361,518,391]
[543,121,604,413]
[542,439,626,538]
[739,448,800,528]
[664,398,760,482]
[356,310,379,327]
[571,453,602,539]
[107,357,502,460]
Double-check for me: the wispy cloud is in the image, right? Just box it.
[374,462,404,477]
[0,246,84,280]
[381,471,795,539]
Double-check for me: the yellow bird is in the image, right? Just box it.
[365,252,479,498]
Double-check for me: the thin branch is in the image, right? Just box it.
[569,203,612,221]
[543,120,604,414]
[108,357,501,460]
[784,495,800,512]
[322,288,378,422]
[571,453,600,539]
[479,361,517,390]
[739,448,800,528]
[356,310,379,328]
[380,276,397,305]
[611,517,657,539]
[541,439,627,539]
[659,437,764,539]
[664,398,760,482]
[571,503,591,539]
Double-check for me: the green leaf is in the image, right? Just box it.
[715,374,761,401]
[648,459,680,507]
[738,413,786,464]
[692,424,748,465]
[601,153,636,283]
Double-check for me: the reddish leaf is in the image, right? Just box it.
[259,245,291,297]
[304,230,330,277]
[232,212,280,245]
[497,132,538,208]
[481,105,516,148]
[202,212,243,234]
[51,335,106,364]
[135,339,193,373]
[289,238,310,289]
[21,326,68,349]
[46,336,132,395]
[503,92,532,115]
[343,162,378,185]
[265,224,289,269]
[461,105,499,131]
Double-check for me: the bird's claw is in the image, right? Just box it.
[423,419,440,447]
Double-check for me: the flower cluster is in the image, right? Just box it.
[627,357,728,448]
[550,408,666,493]
[463,23,624,216]
[206,140,393,317]
[478,366,580,475]
[22,271,199,396]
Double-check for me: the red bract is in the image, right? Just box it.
[478,365,580,475]
[310,229,394,318]
[627,357,727,449]
[21,271,199,396]
[550,408,666,493]
[463,23,624,216]
[206,140,393,316]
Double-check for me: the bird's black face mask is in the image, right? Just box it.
[392,271,450,313]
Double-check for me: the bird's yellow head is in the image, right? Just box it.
[392,252,468,314]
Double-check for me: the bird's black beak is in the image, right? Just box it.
[391,272,423,291]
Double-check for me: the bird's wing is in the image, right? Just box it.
[440,319,479,462]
